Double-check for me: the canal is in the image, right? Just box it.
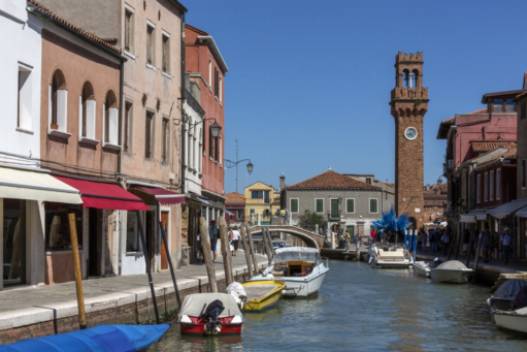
[151,261,527,351]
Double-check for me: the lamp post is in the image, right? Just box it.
[225,139,253,193]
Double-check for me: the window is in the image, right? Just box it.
[79,82,95,140]
[346,198,355,213]
[214,68,220,97]
[369,198,379,213]
[496,168,502,200]
[251,190,269,203]
[476,173,482,204]
[330,198,339,218]
[315,198,324,213]
[146,23,155,66]
[45,203,82,251]
[209,125,220,161]
[489,170,495,201]
[290,198,299,214]
[402,69,410,88]
[145,111,154,158]
[123,101,132,152]
[346,225,355,237]
[219,77,223,103]
[104,91,119,145]
[126,211,141,253]
[161,33,170,73]
[124,8,134,53]
[521,100,527,120]
[208,61,212,87]
[49,70,67,132]
[17,63,32,131]
[161,117,169,163]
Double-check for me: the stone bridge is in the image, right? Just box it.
[248,225,324,249]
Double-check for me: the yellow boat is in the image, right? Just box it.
[242,280,285,312]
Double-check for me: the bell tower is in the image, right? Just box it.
[390,52,429,227]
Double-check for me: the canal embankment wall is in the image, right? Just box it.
[0,259,266,343]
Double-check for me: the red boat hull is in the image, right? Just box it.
[180,323,242,335]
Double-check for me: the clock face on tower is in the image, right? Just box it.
[404,127,418,140]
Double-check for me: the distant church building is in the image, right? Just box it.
[390,52,429,227]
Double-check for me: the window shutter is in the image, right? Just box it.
[78,96,83,137]
[57,89,68,132]
[109,107,119,145]
[86,99,96,139]
[48,85,52,128]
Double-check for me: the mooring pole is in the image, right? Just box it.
[240,225,254,277]
[219,217,234,285]
[68,213,87,329]
[199,217,218,292]
[137,213,160,323]
[246,225,259,273]
[159,221,181,309]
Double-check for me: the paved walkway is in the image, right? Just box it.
[0,253,267,331]
[417,252,527,274]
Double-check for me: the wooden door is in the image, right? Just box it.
[160,211,169,270]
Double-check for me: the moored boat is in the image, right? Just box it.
[413,260,431,278]
[494,307,527,334]
[252,247,329,298]
[241,280,285,312]
[0,324,169,352]
[369,244,412,269]
[487,279,527,313]
[178,293,243,336]
[430,260,473,284]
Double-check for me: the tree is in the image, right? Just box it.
[298,210,327,232]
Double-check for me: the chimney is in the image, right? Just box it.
[279,175,286,210]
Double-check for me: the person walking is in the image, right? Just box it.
[500,228,513,265]
[209,219,219,261]
[231,226,241,256]
[440,229,450,257]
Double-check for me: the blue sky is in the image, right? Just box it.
[185,0,527,192]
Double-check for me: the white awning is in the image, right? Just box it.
[460,209,488,223]
[0,167,82,204]
[489,198,527,219]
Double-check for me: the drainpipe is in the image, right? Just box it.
[180,15,186,195]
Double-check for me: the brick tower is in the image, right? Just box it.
[390,52,429,227]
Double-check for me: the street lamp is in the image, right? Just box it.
[225,139,254,193]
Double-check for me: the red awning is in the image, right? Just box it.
[55,176,149,211]
[133,186,186,205]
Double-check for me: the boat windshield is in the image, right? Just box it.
[274,250,320,263]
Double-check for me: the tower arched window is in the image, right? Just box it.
[412,69,420,88]
[104,90,119,145]
[402,69,410,88]
[80,82,96,139]
[49,70,67,132]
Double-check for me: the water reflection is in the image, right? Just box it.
[152,261,527,352]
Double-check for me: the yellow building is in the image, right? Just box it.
[244,182,280,225]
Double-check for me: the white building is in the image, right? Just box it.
[0,1,82,290]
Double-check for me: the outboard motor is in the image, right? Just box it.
[200,299,225,335]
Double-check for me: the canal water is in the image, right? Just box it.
[151,261,527,351]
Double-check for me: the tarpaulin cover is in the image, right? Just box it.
[56,176,149,211]
[494,279,527,301]
[133,186,185,205]
[0,324,170,352]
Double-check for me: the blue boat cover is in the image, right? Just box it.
[0,324,170,352]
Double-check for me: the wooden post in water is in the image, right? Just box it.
[68,213,87,329]
[246,225,259,273]
[219,217,234,285]
[159,221,181,309]
[262,228,273,265]
[240,225,254,277]
[137,213,160,323]
[199,217,218,292]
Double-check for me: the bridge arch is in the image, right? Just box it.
[248,225,324,249]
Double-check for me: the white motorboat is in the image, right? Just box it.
[430,260,473,284]
[252,246,329,297]
[413,261,431,278]
[487,279,527,314]
[368,244,412,269]
[493,307,527,334]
